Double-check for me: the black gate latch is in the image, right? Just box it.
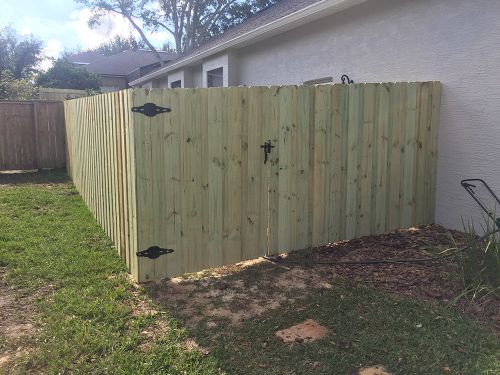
[261,140,274,164]
[137,246,174,259]
[131,102,171,117]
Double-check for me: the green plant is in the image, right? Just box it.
[452,219,500,301]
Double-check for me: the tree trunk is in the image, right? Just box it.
[125,14,166,66]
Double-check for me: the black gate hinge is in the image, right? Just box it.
[137,246,174,259]
[132,102,171,117]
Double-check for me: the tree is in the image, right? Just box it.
[36,59,102,91]
[88,35,146,55]
[75,0,279,55]
[0,70,38,100]
[0,26,43,80]
[75,0,167,64]
[0,26,42,99]
[145,0,280,53]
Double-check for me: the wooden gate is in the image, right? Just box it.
[130,82,440,281]
[65,82,441,282]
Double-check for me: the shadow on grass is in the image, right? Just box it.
[0,169,69,186]
[141,257,500,375]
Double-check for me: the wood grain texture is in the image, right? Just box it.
[63,83,441,282]
[0,101,66,171]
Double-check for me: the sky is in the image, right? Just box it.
[0,0,170,69]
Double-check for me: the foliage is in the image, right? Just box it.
[88,34,146,55]
[0,26,41,99]
[0,26,43,80]
[75,0,279,54]
[74,0,167,63]
[453,221,500,297]
[36,59,102,90]
[0,70,38,100]
[203,0,278,42]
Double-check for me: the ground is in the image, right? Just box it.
[0,170,498,374]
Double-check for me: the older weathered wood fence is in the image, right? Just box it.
[64,82,441,282]
[0,100,66,171]
[39,87,88,101]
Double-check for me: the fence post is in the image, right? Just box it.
[33,101,40,169]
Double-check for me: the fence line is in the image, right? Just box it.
[0,100,66,171]
[65,82,441,282]
[39,87,89,101]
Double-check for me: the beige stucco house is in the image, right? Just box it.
[130,0,500,232]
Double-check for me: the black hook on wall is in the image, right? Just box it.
[341,74,354,84]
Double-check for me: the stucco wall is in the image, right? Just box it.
[202,51,239,87]
[166,69,194,88]
[154,76,169,88]
[192,67,203,88]
[233,0,500,230]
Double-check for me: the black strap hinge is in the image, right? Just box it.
[137,246,174,259]
[131,102,171,117]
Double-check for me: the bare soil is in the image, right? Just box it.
[313,225,499,332]
[0,269,38,374]
[275,319,329,343]
[147,225,499,335]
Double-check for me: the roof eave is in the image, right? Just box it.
[129,0,367,86]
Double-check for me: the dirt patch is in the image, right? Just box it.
[276,319,329,343]
[0,268,38,373]
[148,258,333,329]
[0,169,69,188]
[311,225,499,333]
[147,225,499,335]
[351,365,392,375]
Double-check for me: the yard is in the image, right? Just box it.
[0,170,498,374]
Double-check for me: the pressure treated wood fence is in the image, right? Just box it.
[64,82,441,282]
[0,100,66,171]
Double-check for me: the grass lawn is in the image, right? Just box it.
[0,170,499,374]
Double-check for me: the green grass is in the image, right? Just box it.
[0,170,220,374]
[193,281,499,374]
[1,170,499,374]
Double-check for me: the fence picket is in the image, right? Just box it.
[64,83,441,282]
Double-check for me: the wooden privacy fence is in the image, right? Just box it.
[64,82,441,282]
[39,87,88,101]
[0,100,66,171]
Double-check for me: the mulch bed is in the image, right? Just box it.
[305,225,499,334]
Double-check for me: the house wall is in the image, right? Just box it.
[154,76,169,88]
[167,69,194,88]
[202,51,239,87]
[232,0,500,230]
[192,68,203,88]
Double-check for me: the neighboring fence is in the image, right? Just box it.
[39,87,88,101]
[0,100,66,171]
[65,82,441,282]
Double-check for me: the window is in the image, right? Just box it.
[170,80,182,88]
[207,67,223,88]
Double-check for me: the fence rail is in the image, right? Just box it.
[0,100,66,171]
[65,82,441,282]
